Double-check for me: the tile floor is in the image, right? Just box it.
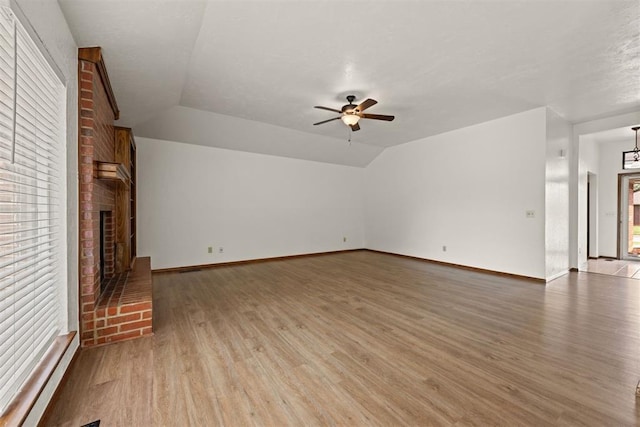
[585,258,640,279]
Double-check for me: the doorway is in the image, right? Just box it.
[618,173,640,260]
[586,172,598,259]
[587,178,590,257]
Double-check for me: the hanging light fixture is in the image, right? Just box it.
[622,127,640,170]
[341,112,360,126]
[632,127,640,161]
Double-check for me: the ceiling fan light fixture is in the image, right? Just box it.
[341,113,360,126]
[313,96,393,131]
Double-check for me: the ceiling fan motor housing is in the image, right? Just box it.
[343,95,358,114]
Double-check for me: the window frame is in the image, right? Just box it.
[0,4,69,419]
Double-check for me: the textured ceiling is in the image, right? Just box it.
[58,0,208,126]
[583,124,640,145]
[58,0,640,165]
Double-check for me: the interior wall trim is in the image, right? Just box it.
[152,249,365,274]
[364,249,546,284]
[153,248,546,283]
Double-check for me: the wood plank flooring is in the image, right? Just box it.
[45,251,640,426]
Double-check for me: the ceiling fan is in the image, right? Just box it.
[313,95,395,131]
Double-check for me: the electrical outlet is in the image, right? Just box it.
[343,236,347,242]
[526,210,535,218]
[442,245,447,252]
[218,247,224,253]
[207,246,212,254]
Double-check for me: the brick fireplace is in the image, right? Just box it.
[78,47,152,347]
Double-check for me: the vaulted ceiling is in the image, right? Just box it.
[58,0,640,166]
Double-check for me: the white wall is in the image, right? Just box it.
[578,136,599,260]
[364,108,547,279]
[544,109,571,280]
[10,0,80,424]
[134,105,383,168]
[136,137,365,270]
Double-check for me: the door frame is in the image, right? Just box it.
[587,178,590,257]
[617,172,640,260]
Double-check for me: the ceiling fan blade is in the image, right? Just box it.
[313,116,341,126]
[355,98,377,112]
[350,123,360,131]
[361,113,395,121]
[314,106,342,113]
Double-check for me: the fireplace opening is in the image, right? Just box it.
[100,211,107,294]
[98,210,116,299]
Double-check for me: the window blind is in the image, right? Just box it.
[0,6,65,414]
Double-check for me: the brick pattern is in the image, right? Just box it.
[78,55,153,347]
[79,59,116,332]
[92,257,153,345]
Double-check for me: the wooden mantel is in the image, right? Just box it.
[94,161,130,183]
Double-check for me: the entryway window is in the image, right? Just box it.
[619,175,640,260]
[0,6,66,414]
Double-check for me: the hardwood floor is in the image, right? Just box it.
[45,251,640,426]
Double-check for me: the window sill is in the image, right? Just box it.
[0,332,76,427]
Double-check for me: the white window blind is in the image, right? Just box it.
[0,6,65,414]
